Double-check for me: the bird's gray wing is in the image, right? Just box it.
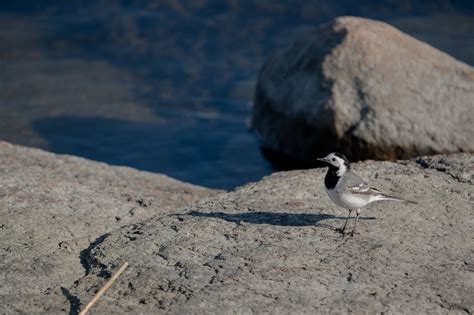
[337,170,382,196]
[347,184,383,196]
[339,170,417,203]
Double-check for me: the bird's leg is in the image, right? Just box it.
[339,209,352,234]
[350,209,361,236]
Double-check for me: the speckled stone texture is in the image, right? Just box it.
[252,16,474,162]
[61,154,473,314]
[0,141,217,313]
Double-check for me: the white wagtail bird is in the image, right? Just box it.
[317,152,416,236]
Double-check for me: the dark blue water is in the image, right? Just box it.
[0,1,472,189]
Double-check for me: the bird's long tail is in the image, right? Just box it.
[379,194,418,204]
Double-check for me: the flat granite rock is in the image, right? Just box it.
[252,16,474,163]
[0,141,217,313]
[64,153,473,314]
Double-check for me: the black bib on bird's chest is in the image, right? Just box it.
[324,165,340,189]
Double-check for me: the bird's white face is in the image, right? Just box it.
[317,153,349,176]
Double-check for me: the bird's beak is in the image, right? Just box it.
[317,157,328,163]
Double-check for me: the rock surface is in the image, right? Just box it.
[0,141,217,313]
[252,16,474,163]
[61,153,473,314]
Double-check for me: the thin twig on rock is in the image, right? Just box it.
[78,262,129,315]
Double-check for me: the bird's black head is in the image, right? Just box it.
[317,152,350,175]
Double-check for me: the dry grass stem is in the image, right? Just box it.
[78,262,129,315]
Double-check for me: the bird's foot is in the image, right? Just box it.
[349,230,360,237]
[336,228,354,238]
[335,227,346,235]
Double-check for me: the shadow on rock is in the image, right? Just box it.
[60,287,81,315]
[188,211,376,227]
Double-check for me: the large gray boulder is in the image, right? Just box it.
[63,154,473,314]
[0,141,217,313]
[252,16,474,162]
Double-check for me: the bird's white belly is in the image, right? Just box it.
[326,188,368,209]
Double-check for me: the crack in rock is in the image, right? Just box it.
[79,233,111,278]
[60,287,81,315]
[414,156,474,184]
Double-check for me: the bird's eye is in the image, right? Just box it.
[332,158,336,162]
